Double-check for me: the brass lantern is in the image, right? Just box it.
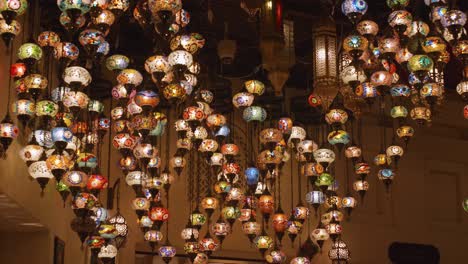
[313,17,338,109]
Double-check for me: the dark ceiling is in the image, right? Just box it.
[36,0,468,120]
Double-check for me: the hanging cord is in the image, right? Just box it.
[165,108,171,168]
[306,179,311,234]
[20,9,27,45]
[248,122,253,163]
[195,153,201,209]
[289,154,294,212]
[24,0,34,41]
[345,153,350,195]
[5,47,15,114]
[165,183,170,241]
[96,134,102,169]
[188,151,194,214]
[43,38,52,96]
[313,126,318,149]
[273,170,278,210]
[451,0,458,9]
[358,117,363,150]
[115,179,121,212]
[207,155,212,195]
[157,124,161,159]
[277,166,282,209]
[317,125,322,146]
[379,96,386,152]
[106,99,114,183]
[297,157,302,203]
[256,124,260,163]
[296,155,303,247]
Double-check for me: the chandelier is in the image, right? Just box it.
[0,0,467,264]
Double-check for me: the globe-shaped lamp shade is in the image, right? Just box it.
[211,220,231,238]
[341,65,367,87]
[408,55,434,74]
[201,196,219,211]
[306,191,325,205]
[24,74,48,99]
[232,92,254,108]
[148,0,182,13]
[53,42,80,61]
[17,42,43,62]
[341,0,368,22]
[144,230,164,243]
[244,80,265,95]
[327,130,351,146]
[168,49,193,67]
[145,55,171,74]
[290,257,311,264]
[59,11,87,31]
[342,34,369,58]
[441,10,467,29]
[258,193,275,215]
[163,83,186,101]
[410,106,431,124]
[245,167,260,186]
[125,171,147,188]
[0,0,29,19]
[243,106,267,122]
[28,160,53,180]
[390,84,411,97]
[181,226,199,240]
[199,236,219,253]
[170,34,203,54]
[353,179,370,192]
[159,245,177,258]
[98,244,118,260]
[57,0,92,14]
[63,66,92,88]
[36,99,59,117]
[92,9,115,30]
[190,211,207,227]
[117,69,143,86]
[462,198,468,212]
[388,10,413,30]
[242,221,261,236]
[325,109,348,126]
[370,71,392,90]
[106,54,130,71]
[313,149,335,165]
[0,19,21,44]
[315,173,334,190]
[422,36,447,55]
[356,20,379,37]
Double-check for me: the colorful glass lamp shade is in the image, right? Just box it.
[243,106,267,122]
[168,49,193,80]
[254,231,273,255]
[51,123,73,152]
[159,244,177,263]
[441,10,467,39]
[0,18,21,46]
[211,218,231,243]
[144,230,164,250]
[341,0,368,24]
[0,0,28,25]
[57,0,92,20]
[98,244,118,263]
[28,160,54,191]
